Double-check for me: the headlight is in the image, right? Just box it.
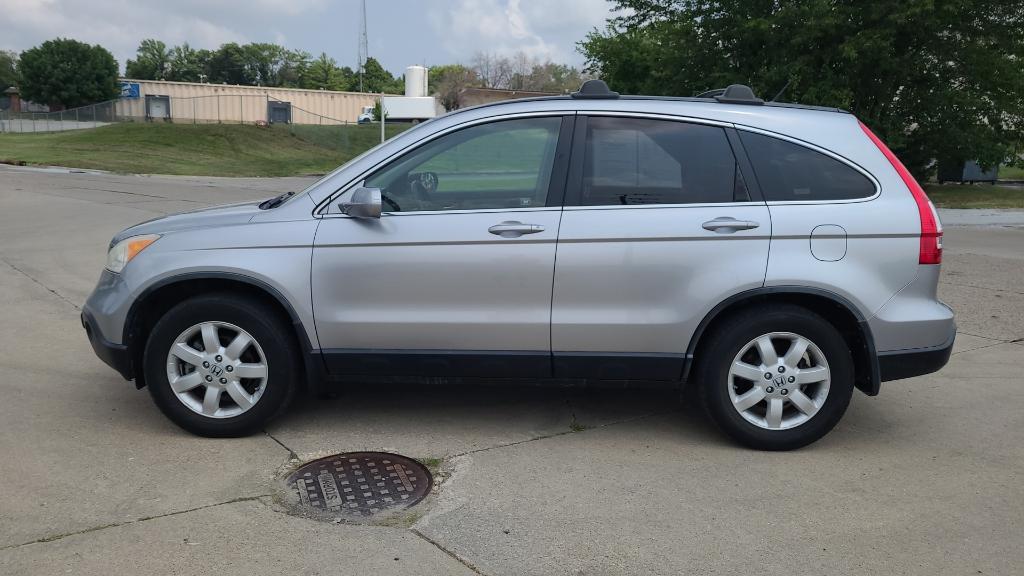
[105,234,160,273]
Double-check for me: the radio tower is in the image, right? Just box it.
[358,0,368,92]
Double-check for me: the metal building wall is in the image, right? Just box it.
[115,79,391,124]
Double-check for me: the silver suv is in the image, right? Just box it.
[82,82,954,450]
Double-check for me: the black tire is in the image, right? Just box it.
[696,304,854,450]
[143,293,299,437]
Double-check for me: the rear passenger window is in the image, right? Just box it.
[581,117,749,206]
[739,131,875,201]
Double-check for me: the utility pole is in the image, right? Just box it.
[358,0,368,93]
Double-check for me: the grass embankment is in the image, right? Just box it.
[924,183,1024,209]
[0,122,409,177]
[998,164,1024,180]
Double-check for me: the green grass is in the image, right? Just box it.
[0,122,410,177]
[924,183,1024,209]
[999,164,1024,180]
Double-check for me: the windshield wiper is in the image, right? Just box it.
[259,191,295,210]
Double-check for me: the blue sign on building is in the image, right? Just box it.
[119,82,140,99]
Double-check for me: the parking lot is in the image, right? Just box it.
[0,164,1021,575]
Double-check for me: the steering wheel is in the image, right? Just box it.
[408,172,439,202]
[381,193,401,212]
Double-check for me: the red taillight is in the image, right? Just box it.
[859,121,943,264]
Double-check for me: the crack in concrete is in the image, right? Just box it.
[0,494,272,551]
[955,330,1012,343]
[0,257,81,311]
[410,528,490,576]
[453,408,680,458]
[939,280,1024,296]
[56,185,171,200]
[952,340,1016,356]
[264,430,299,461]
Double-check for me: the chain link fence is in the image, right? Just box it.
[0,100,119,133]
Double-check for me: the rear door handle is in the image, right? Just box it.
[488,221,545,238]
[702,217,760,233]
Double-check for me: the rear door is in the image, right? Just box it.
[551,114,772,379]
[312,115,573,378]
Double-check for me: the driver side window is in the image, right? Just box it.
[363,116,562,213]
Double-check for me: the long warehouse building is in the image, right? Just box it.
[114,79,393,125]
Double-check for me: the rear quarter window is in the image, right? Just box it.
[739,130,876,201]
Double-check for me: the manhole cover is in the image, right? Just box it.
[286,452,432,517]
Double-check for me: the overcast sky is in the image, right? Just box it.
[0,0,615,74]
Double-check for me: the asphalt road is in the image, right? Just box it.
[1,166,1021,575]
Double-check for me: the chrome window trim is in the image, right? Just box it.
[574,110,734,129]
[562,202,752,211]
[314,111,574,217]
[732,124,882,205]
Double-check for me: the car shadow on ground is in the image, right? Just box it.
[263,381,738,455]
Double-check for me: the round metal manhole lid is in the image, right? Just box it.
[286,452,432,517]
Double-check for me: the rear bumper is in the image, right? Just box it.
[82,309,133,380]
[877,327,955,382]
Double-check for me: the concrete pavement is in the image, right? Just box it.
[1,166,1021,575]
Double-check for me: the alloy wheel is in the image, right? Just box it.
[164,321,268,418]
[727,331,831,430]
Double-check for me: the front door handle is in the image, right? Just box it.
[488,221,545,238]
[702,217,760,234]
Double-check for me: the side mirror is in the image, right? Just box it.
[339,187,382,219]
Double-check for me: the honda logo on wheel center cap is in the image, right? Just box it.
[209,365,224,377]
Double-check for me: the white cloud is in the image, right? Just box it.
[430,0,612,63]
[0,0,321,70]
[0,0,613,74]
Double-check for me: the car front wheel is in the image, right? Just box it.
[696,304,854,450]
[143,294,298,437]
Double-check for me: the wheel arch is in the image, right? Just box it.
[124,272,325,393]
[684,287,881,396]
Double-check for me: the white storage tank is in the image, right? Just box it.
[405,66,428,98]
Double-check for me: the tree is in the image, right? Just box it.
[239,43,310,87]
[580,0,1024,177]
[0,50,18,93]
[359,57,402,93]
[429,64,480,110]
[166,44,211,83]
[206,43,252,85]
[125,39,171,80]
[303,52,347,91]
[19,38,119,108]
[467,51,587,93]
[523,62,586,93]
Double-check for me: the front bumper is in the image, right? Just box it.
[82,309,133,380]
[877,327,955,382]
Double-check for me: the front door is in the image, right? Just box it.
[551,115,772,380]
[312,115,573,377]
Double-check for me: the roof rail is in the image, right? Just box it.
[571,79,619,100]
[705,84,764,106]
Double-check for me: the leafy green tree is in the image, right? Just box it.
[523,62,585,93]
[125,39,171,80]
[239,43,309,87]
[359,57,403,93]
[0,50,18,93]
[166,44,211,83]
[19,38,119,108]
[580,0,1024,177]
[206,43,252,85]
[302,53,346,91]
[428,64,479,110]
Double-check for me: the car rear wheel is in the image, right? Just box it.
[696,304,854,450]
[143,294,298,437]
